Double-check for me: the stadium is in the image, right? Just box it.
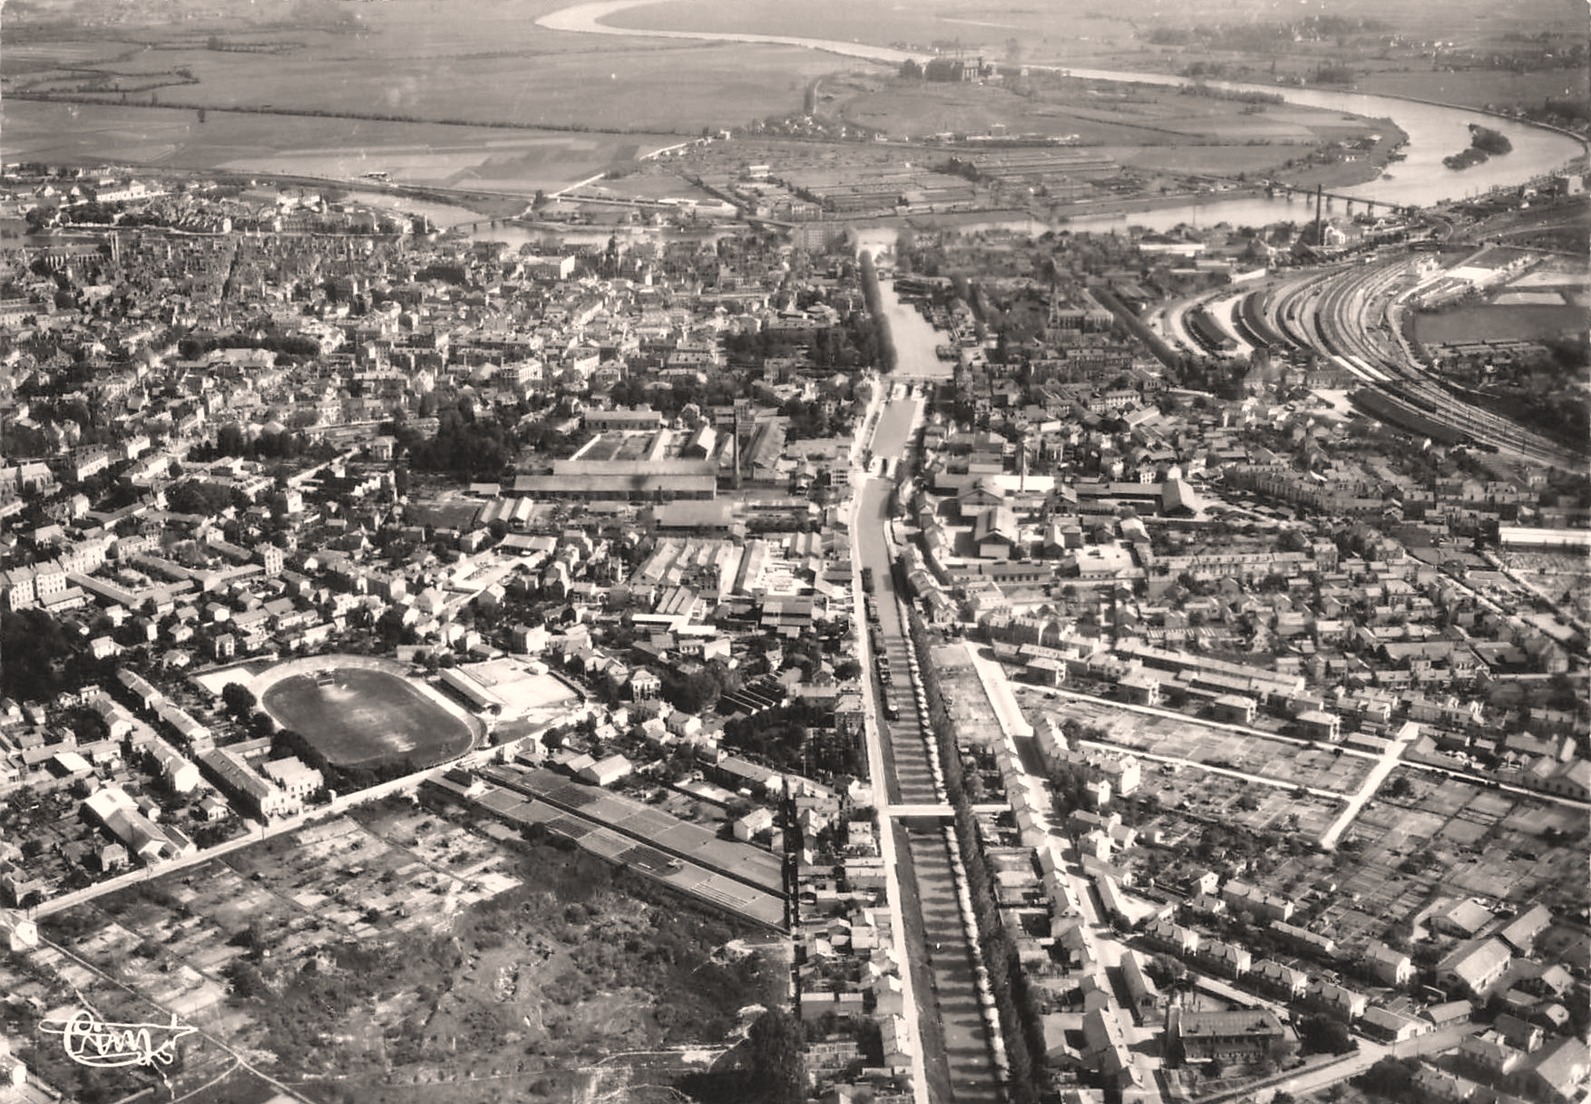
[252,655,483,771]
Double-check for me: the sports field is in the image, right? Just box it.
[261,666,475,769]
[1414,303,1587,346]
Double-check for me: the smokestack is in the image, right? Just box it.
[1314,184,1324,248]
[732,404,741,490]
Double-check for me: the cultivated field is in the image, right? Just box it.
[1317,769,1590,945]
[12,41,845,133]
[0,100,683,198]
[1,0,849,191]
[260,665,476,769]
[835,73,1374,144]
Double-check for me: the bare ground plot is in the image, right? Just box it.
[1015,688,1373,794]
[1139,765,1342,840]
[1106,144,1304,176]
[573,172,722,203]
[934,644,1007,747]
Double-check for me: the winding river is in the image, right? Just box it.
[539,0,1587,232]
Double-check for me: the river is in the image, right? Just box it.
[16,2,1582,244]
[539,0,1586,230]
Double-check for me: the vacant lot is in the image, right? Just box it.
[261,667,475,769]
[1014,686,1374,795]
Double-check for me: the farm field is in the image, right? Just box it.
[0,100,680,197]
[261,666,476,770]
[1,0,851,131]
[834,74,1376,144]
[2,0,856,187]
[1138,763,1589,961]
[12,41,846,133]
[1354,66,1591,115]
[1497,549,1591,615]
[1136,758,1345,840]
[1317,769,1590,940]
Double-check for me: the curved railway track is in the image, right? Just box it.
[1233,256,1577,469]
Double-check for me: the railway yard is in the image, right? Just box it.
[1155,228,1586,473]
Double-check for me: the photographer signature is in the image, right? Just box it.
[40,1009,196,1069]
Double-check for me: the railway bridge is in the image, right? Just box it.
[1262,181,1417,219]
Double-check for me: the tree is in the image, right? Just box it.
[222,682,257,719]
[0,608,75,701]
[1297,1013,1357,1055]
[744,1008,805,1104]
[226,958,269,999]
[1354,1056,1418,1099]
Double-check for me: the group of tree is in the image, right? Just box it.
[177,332,322,360]
[1295,1012,1358,1055]
[857,251,897,373]
[271,726,410,794]
[165,479,245,517]
[659,659,741,715]
[221,682,257,720]
[0,607,113,703]
[604,373,747,419]
[719,699,863,778]
[904,606,1046,1102]
[1468,125,1514,156]
[392,404,515,478]
[676,1008,806,1104]
[204,423,310,462]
